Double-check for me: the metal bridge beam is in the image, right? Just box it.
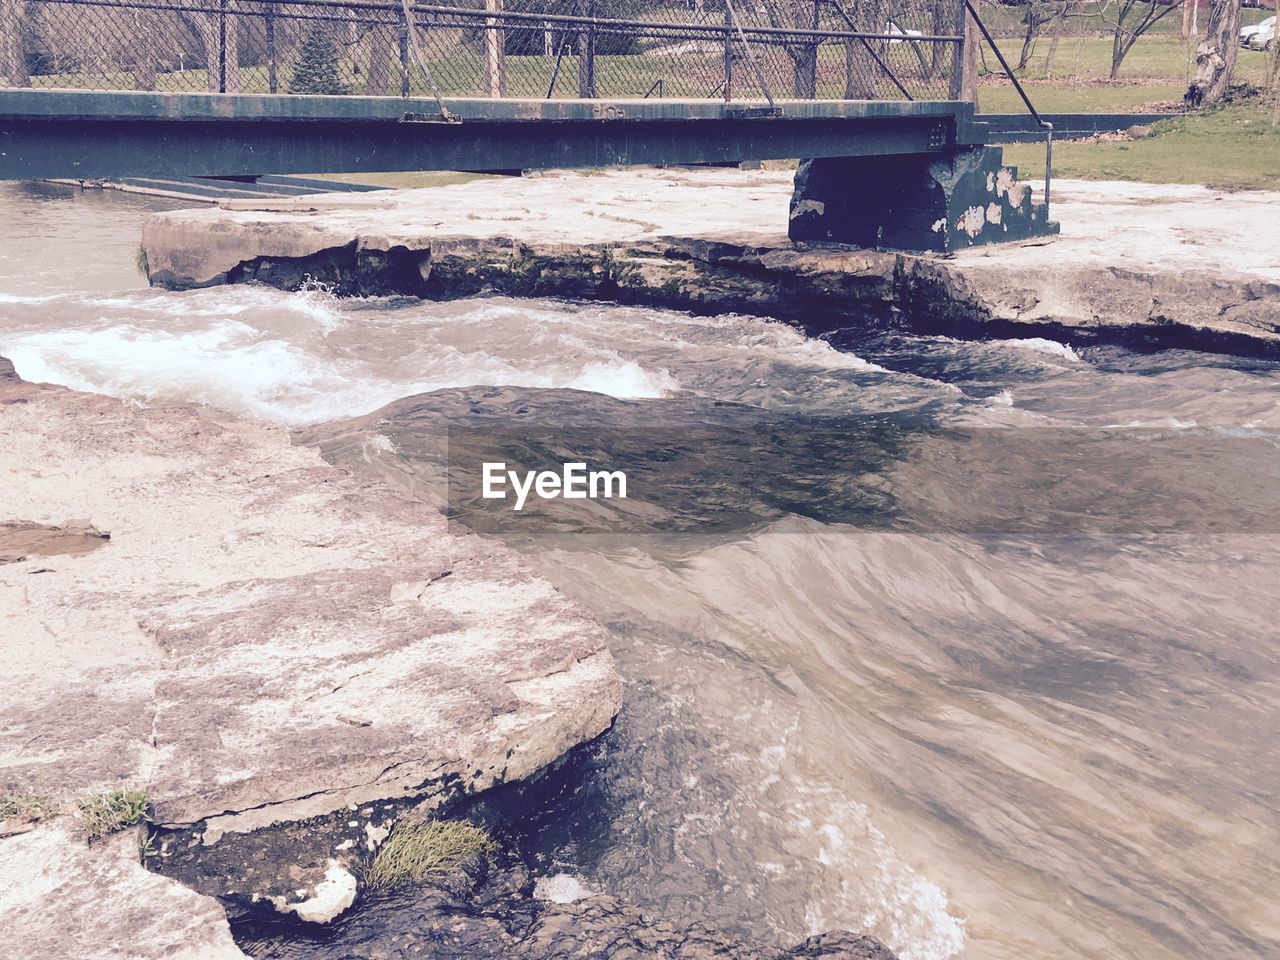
[0,91,979,181]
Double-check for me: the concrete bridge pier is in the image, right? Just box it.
[788,145,1058,253]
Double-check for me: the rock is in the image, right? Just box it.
[275,859,358,923]
[234,842,900,960]
[140,169,1280,359]
[0,362,622,944]
[0,519,110,564]
[0,824,247,959]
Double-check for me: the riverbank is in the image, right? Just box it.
[0,354,623,954]
[0,344,909,958]
[141,168,1280,358]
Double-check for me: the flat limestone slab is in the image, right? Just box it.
[0,358,621,839]
[141,169,1280,356]
[0,824,247,960]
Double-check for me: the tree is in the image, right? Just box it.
[1184,0,1242,107]
[0,0,29,87]
[289,21,348,95]
[1101,0,1181,79]
[759,0,823,99]
[197,10,241,92]
[1015,0,1085,72]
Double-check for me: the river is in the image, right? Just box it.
[2,181,1278,960]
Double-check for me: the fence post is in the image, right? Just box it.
[723,4,732,101]
[265,1,277,94]
[808,0,820,100]
[484,0,505,97]
[578,0,595,98]
[217,0,227,93]
[949,0,978,102]
[399,5,411,96]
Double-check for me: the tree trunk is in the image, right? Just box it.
[365,27,392,95]
[1270,26,1280,126]
[130,11,160,91]
[1017,3,1041,72]
[929,2,948,80]
[223,13,240,93]
[1184,0,1241,107]
[841,0,885,99]
[843,39,858,98]
[0,0,29,87]
[1110,22,1126,79]
[199,11,240,92]
[792,46,817,98]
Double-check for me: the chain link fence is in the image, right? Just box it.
[0,0,964,100]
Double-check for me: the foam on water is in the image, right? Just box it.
[533,873,597,905]
[0,292,684,423]
[1000,337,1082,363]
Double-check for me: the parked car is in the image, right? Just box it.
[1240,16,1275,49]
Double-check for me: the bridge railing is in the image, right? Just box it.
[0,0,966,102]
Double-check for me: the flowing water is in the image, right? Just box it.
[3,182,1279,960]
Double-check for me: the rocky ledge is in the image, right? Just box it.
[0,355,622,955]
[140,168,1280,358]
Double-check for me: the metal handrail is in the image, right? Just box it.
[32,0,965,46]
[963,0,1052,211]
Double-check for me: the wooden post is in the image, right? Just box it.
[949,0,979,104]
[578,0,595,98]
[723,4,733,101]
[484,0,505,97]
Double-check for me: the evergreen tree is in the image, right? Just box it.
[289,23,348,95]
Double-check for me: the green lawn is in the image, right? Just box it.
[978,81,1186,113]
[977,2,1275,39]
[1002,98,1280,190]
[983,34,1274,85]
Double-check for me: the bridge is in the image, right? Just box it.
[0,0,1165,251]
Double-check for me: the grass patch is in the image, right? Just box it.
[364,819,494,891]
[979,81,1187,114]
[1003,97,1280,190]
[0,793,58,824]
[76,788,149,842]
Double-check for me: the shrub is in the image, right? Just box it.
[77,788,149,842]
[0,793,57,825]
[289,23,349,95]
[364,819,495,891]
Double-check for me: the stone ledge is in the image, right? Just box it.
[140,170,1280,358]
[0,824,248,960]
[0,360,623,940]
